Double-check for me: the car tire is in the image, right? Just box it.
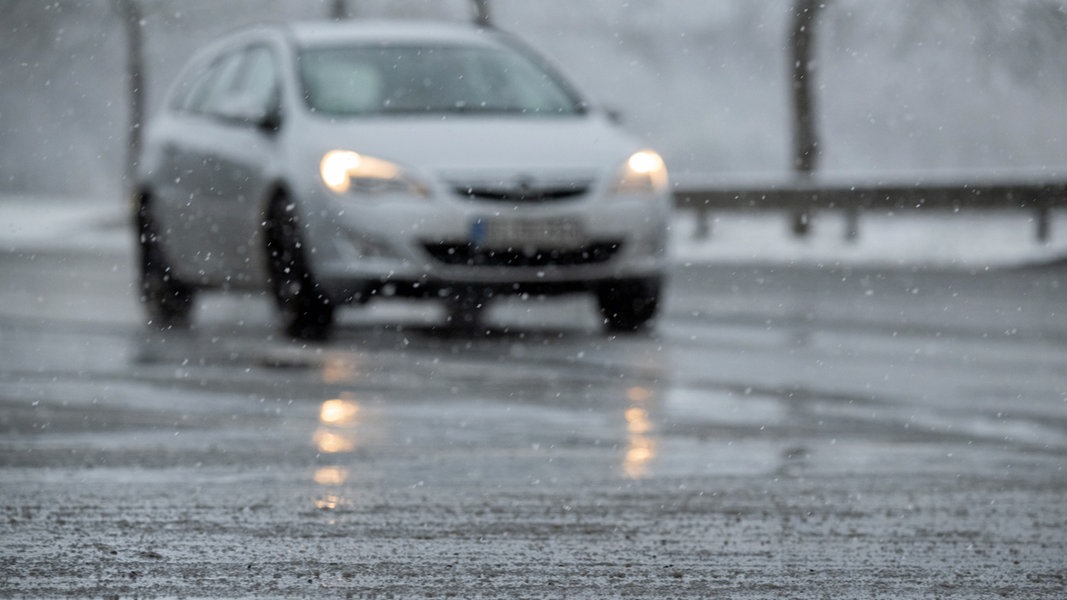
[264,196,335,341]
[136,196,196,328]
[597,277,661,333]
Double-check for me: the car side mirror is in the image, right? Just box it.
[256,104,283,133]
[216,98,283,133]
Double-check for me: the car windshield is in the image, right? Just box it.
[298,43,586,117]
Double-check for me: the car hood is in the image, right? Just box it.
[299,113,643,180]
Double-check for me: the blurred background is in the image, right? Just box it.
[3,0,1067,200]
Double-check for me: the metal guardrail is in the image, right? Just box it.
[672,179,1067,242]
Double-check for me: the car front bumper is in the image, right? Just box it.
[303,189,670,304]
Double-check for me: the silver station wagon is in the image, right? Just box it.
[136,21,670,339]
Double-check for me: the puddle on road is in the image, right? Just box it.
[663,386,786,428]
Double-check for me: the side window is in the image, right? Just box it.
[168,45,280,122]
[170,60,219,113]
[195,51,247,116]
[231,46,280,115]
[167,50,246,116]
[168,62,205,112]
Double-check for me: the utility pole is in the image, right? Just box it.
[330,0,350,20]
[112,0,145,200]
[789,0,826,236]
[472,0,491,27]
[791,0,823,176]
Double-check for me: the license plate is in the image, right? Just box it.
[470,216,585,249]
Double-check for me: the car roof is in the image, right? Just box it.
[277,20,503,49]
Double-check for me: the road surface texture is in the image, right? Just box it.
[1,233,1066,598]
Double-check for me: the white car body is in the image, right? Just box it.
[137,21,670,338]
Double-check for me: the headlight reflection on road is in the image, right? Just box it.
[322,355,362,385]
[623,386,658,479]
[313,429,357,454]
[320,397,360,426]
[313,396,362,511]
[314,466,349,486]
[313,465,349,511]
[314,396,361,454]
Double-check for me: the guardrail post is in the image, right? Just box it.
[791,210,811,237]
[844,207,860,242]
[694,207,712,240]
[1036,205,1051,243]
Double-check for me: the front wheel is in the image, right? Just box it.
[596,278,661,333]
[136,197,196,328]
[264,197,335,341]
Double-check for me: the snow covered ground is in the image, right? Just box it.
[2,194,1065,269]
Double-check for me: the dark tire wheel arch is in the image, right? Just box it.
[597,277,661,333]
[263,194,335,341]
[136,192,197,328]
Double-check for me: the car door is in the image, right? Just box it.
[154,49,244,283]
[195,45,282,285]
[157,45,280,286]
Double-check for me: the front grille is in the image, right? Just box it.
[452,182,591,203]
[423,241,622,267]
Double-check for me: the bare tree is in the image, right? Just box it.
[472,0,491,27]
[789,0,826,235]
[111,0,145,199]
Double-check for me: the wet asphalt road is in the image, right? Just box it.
[1,240,1066,598]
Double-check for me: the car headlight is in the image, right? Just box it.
[320,150,430,197]
[613,150,668,195]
